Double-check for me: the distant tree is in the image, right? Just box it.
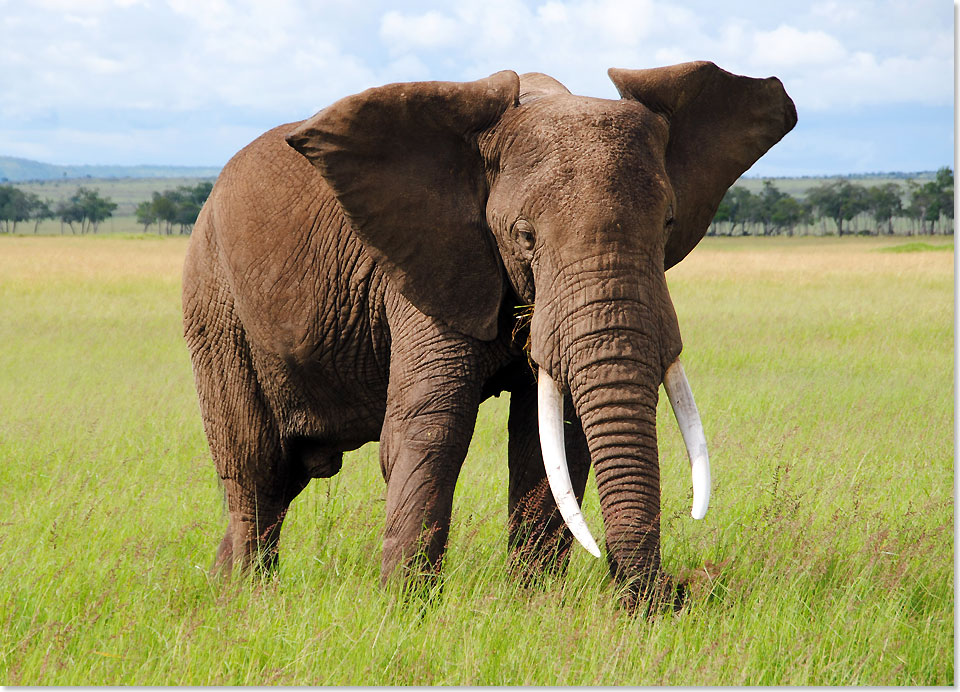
[930,167,954,232]
[721,187,759,235]
[742,188,768,235]
[55,199,83,234]
[806,181,868,236]
[135,199,158,233]
[55,187,116,233]
[0,185,32,233]
[866,183,903,235]
[190,181,213,206]
[138,182,213,235]
[151,191,178,234]
[709,189,732,235]
[769,195,808,236]
[28,194,54,233]
[755,180,780,235]
[174,199,201,233]
[77,187,117,232]
[753,180,809,235]
[711,173,948,239]
[936,167,954,216]
[174,181,211,233]
[906,168,953,234]
[907,180,931,234]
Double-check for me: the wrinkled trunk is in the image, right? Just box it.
[567,322,664,589]
[531,257,679,599]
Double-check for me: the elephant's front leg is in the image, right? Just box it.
[507,372,591,578]
[378,324,485,589]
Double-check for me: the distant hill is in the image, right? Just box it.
[0,155,221,183]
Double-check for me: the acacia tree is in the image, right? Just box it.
[867,183,903,235]
[806,181,868,236]
[0,186,31,233]
[138,182,213,235]
[769,194,807,235]
[718,186,760,235]
[55,187,117,234]
[908,167,954,234]
[937,167,955,230]
[78,187,116,232]
[135,199,158,233]
[29,194,54,233]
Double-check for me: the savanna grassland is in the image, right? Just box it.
[0,234,953,685]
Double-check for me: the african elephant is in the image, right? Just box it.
[182,61,796,607]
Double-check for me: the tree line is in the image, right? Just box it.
[0,185,123,234]
[1,169,953,237]
[135,181,213,235]
[0,181,212,234]
[711,167,953,237]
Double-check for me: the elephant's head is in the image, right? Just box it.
[286,63,796,599]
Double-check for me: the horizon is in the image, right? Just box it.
[0,152,949,185]
[1,1,953,176]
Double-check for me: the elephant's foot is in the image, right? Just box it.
[380,523,446,584]
[211,510,288,578]
[616,571,688,614]
[379,533,448,615]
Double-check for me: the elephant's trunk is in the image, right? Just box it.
[537,360,711,558]
[566,333,664,587]
[531,258,709,597]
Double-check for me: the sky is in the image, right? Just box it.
[0,0,954,176]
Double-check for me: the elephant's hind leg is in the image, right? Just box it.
[184,248,306,576]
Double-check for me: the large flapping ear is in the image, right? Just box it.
[608,61,797,269]
[286,71,520,341]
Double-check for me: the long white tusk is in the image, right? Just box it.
[662,358,711,520]
[537,368,602,558]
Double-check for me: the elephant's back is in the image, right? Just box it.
[213,120,339,247]
[201,121,382,365]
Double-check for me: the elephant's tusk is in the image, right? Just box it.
[663,358,711,519]
[537,368,602,558]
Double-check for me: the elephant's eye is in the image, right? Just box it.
[515,219,535,251]
[665,205,675,228]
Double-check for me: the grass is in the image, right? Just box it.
[879,241,954,253]
[0,234,952,684]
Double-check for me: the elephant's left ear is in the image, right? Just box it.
[609,61,797,269]
[286,71,520,341]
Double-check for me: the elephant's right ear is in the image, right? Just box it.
[286,71,520,341]
[609,62,796,270]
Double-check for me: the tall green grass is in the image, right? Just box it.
[0,235,952,684]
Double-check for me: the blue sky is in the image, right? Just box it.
[0,0,953,176]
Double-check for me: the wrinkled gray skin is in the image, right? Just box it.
[183,62,796,607]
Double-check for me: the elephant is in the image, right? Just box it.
[182,61,796,607]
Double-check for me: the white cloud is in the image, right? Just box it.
[752,25,847,67]
[381,10,462,51]
[810,1,860,25]
[368,0,944,111]
[0,0,951,171]
[0,124,264,166]
[33,0,122,11]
